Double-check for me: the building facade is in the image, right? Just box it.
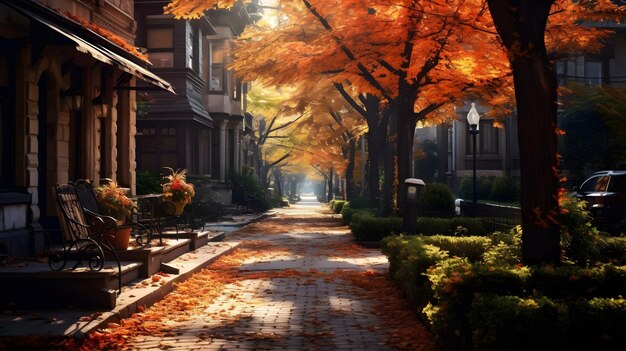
[432,27,626,191]
[0,0,172,256]
[134,1,258,204]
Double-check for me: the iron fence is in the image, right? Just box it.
[460,201,522,232]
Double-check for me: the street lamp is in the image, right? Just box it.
[467,102,480,215]
[61,87,85,111]
[402,178,425,235]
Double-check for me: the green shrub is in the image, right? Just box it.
[382,224,626,351]
[477,176,494,200]
[489,176,519,202]
[349,212,402,241]
[470,295,626,351]
[382,236,449,309]
[458,176,493,200]
[529,265,607,299]
[136,171,162,195]
[567,297,626,350]
[450,217,487,236]
[427,263,530,350]
[602,237,626,264]
[414,217,487,236]
[332,200,347,214]
[415,217,451,235]
[348,196,371,209]
[421,235,490,262]
[528,264,626,299]
[483,231,522,267]
[560,193,604,267]
[470,295,566,351]
[340,203,353,225]
[418,183,455,217]
[457,176,473,199]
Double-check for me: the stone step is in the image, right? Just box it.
[0,260,143,309]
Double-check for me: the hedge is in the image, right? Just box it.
[470,295,626,351]
[416,217,487,236]
[340,202,354,225]
[349,212,402,242]
[382,232,626,350]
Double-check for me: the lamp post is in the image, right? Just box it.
[402,178,425,235]
[61,87,85,111]
[467,103,480,216]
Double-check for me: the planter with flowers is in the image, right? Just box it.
[95,180,134,250]
[162,168,195,216]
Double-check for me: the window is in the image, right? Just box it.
[608,175,626,193]
[480,120,498,154]
[232,78,242,101]
[556,60,566,86]
[209,41,226,92]
[580,175,609,193]
[466,120,499,155]
[146,17,174,67]
[0,94,8,188]
[585,60,602,86]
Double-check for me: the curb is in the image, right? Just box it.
[72,243,239,337]
[204,210,278,229]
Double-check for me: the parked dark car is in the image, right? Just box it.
[572,170,626,234]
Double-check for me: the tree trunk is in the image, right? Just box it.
[487,0,560,265]
[395,102,416,215]
[290,176,299,198]
[345,139,356,201]
[327,166,333,203]
[380,110,396,216]
[366,131,380,207]
[365,96,382,208]
[273,168,283,197]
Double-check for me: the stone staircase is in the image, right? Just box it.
[0,230,225,309]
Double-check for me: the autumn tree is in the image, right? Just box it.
[223,0,511,213]
[484,0,623,264]
[247,85,304,189]
[166,0,623,265]
[248,82,362,202]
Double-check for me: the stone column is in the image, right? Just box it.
[128,87,137,195]
[233,121,241,174]
[109,91,119,181]
[16,46,41,222]
[219,120,227,183]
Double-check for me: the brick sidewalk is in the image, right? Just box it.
[115,197,435,351]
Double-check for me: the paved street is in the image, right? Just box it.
[79,196,435,351]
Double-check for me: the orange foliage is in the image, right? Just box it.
[45,204,434,350]
[63,12,149,62]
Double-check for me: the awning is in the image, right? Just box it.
[4,1,175,94]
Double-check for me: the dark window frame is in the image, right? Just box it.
[146,19,175,68]
[465,120,499,156]
[208,40,226,93]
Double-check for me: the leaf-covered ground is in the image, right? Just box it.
[2,197,435,350]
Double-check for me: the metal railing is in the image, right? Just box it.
[459,201,522,232]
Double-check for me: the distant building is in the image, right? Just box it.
[432,26,626,191]
[0,0,173,256]
[134,0,258,204]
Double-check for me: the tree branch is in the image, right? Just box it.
[333,82,367,118]
[301,0,394,102]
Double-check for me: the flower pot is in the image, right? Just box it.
[105,226,132,250]
[163,198,187,216]
[172,200,187,216]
